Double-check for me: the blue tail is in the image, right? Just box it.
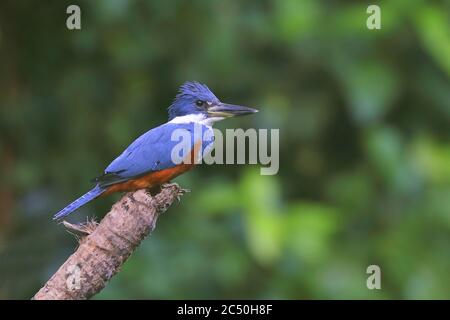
[53,185,104,220]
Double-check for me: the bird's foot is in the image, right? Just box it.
[161,182,190,201]
[145,183,189,200]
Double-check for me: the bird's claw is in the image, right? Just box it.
[161,182,190,202]
[176,188,190,202]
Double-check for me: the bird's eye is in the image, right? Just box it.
[196,100,204,107]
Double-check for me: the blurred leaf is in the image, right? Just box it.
[192,179,239,215]
[413,136,450,184]
[326,169,374,214]
[415,6,450,76]
[275,0,322,42]
[340,62,399,125]
[284,202,338,264]
[240,169,283,265]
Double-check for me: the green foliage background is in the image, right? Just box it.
[0,0,449,299]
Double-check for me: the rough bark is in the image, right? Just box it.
[33,184,184,300]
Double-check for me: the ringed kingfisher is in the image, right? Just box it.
[53,81,258,220]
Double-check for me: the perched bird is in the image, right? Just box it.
[53,81,258,220]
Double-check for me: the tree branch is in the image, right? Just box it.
[33,184,184,300]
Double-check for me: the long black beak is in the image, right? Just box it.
[207,103,258,118]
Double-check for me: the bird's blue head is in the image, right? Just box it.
[168,81,258,122]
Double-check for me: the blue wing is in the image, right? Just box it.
[95,122,213,187]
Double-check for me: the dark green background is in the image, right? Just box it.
[0,0,449,299]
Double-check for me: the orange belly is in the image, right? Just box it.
[103,163,194,195]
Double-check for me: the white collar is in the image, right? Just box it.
[168,114,224,127]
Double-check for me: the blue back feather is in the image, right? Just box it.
[104,122,213,181]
